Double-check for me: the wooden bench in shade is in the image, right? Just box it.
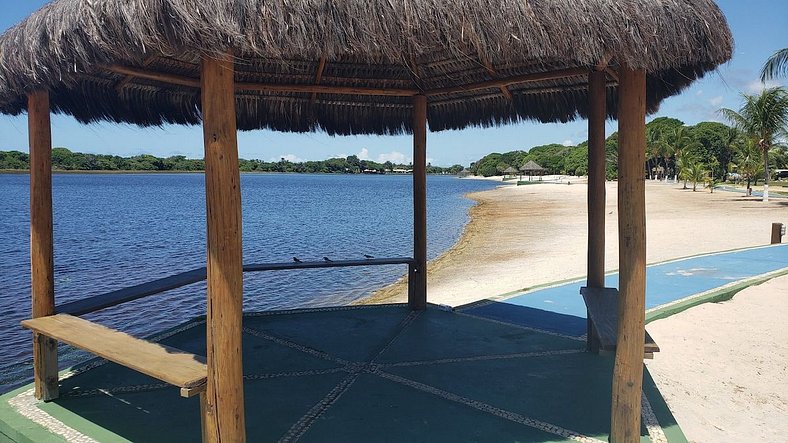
[580,287,660,359]
[22,314,207,397]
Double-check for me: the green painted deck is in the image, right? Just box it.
[0,305,685,442]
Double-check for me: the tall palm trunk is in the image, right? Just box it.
[762,144,770,202]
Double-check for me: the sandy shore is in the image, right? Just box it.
[645,275,788,443]
[367,180,787,306]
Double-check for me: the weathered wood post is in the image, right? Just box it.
[201,52,246,442]
[411,94,428,310]
[771,223,783,244]
[611,67,647,443]
[28,90,59,401]
[586,69,607,352]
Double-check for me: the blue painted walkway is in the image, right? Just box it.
[460,244,788,337]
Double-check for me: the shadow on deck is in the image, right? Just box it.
[0,304,685,442]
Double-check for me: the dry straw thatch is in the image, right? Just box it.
[0,0,732,135]
[520,161,546,172]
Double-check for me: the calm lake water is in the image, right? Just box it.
[0,173,498,392]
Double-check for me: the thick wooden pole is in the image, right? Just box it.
[410,95,428,310]
[611,67,647,443]
[201,53,246,443]
[771,223,783,244]
[586,70,607,352]
[28,90,59,401]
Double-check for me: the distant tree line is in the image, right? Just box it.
[468,116,788,182]
[0,148,465,175]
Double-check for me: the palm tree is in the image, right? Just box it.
[675,152,697,190]
[685,160,707,192]
[671,126,694,183]
[720,87,788,201]
[761,48,788,81]
[646,128,670,180]
[720,127,742,181]
[705,173,720,193]
[732,138,764,195]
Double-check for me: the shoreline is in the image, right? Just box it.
[0,169,462,176]
[363,180,788,307]
[362,187,492,305]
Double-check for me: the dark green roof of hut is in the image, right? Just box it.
[0,0,733,135]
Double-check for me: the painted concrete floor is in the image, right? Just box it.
[0,305,684,442]
[6,244,786,442]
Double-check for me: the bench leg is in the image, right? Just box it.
[33,333,58,401]
[199,392,209,443]
[586,314,601,354]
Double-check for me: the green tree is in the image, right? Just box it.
[685,160,707,192]
[676,154,696,190]
[670,126,695,183]
[720,87,788,201]
[731,138,764,193]
[0,150,29,169]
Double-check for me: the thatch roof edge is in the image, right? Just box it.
[0,0,733,135]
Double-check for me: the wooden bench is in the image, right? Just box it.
[580,287,660,359]
[22,314,207,397]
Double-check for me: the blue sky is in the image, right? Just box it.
[0,1,785,166]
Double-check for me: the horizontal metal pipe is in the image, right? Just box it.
[56,257,415,316]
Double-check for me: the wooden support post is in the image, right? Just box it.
[201,53,246,443]
[771,223,783,244]
[28,90,59,401]
[611,67,647,443]
[410,95,428,310]
[586,70,607,353]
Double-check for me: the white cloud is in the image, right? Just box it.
[708,96,724,107]
[745,79,781,94]
[562,139,573,146]
[271,153,304,163]
[377,151,407,163]
[357,148,371,160]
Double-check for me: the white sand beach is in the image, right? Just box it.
[368,180,786,306]
[646,275,788,443]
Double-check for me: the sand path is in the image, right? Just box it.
[645,275,788,443]
[367,181,787,306]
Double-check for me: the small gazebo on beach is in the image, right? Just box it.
[520,160,547,181]
[0,0,731,441]
[503,166,519,180]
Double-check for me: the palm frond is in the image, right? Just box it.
[761,48,788,81]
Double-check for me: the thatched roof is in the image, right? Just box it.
[521,161,546,172]
[503,166,519,174]
[0,0,732,135]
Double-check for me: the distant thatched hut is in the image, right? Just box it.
[520,161,547,181]
[503,166,519,180]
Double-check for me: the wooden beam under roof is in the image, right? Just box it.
[480,58,513,101]
[309,57,327,106]
[424,67,589,96]
[115,56,157,92]
[103,64,591,98]
[104,64,421,96]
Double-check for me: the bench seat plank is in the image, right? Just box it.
[581,287,660,354]
[22,314,207,393]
